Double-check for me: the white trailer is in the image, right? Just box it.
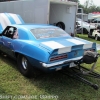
[0,0,77,35]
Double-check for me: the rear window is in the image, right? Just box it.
[31,28,70,39]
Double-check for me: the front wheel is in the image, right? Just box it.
[17,54,33,77]
[83,28,88,34]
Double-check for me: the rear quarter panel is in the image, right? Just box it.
[12,40,50,63]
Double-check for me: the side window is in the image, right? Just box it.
[2,26,18,39]
[98,21,100,23]
[12,29,18,39]
[93,20,97,23]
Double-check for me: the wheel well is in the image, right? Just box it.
[83,28,87,30]
[14,52,27,59]
[90,29,94,35]
[15,52,20,58]
[95,34,97,36]
[83,28,88,33]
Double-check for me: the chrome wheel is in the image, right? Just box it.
[17,54,33,77]
[22,57,27,70]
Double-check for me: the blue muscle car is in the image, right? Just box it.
[0,13,97,77]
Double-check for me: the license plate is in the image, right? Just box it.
[69,62,76,68]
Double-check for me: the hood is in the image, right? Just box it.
[89,24,96,29]
[78,21,95,29]
[39,37,95,54]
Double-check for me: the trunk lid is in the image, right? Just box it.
[39,37,96,62]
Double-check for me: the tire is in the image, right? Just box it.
[83,28,88,34]
[17,54,33,77]
[88,34,90,38]
[56,22,65,30]
[95,35,98,40]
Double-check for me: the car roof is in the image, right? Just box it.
[0,13,24,33]
[13,24,58,30]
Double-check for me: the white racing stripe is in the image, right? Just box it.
[58,47,71,54]
[0,15,5,29]
[0,13,11,29]
[42,41,71,54]
[10,14,22,24]
[42,41,65,49]
[83,43,93,49]
[67,38,93,49]
[74,37,93,49]
[66,39,86,45]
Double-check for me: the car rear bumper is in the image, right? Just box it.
[41,56,82,68]
[27,56,83,72]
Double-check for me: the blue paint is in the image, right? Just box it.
[17,14,25,24]
[0,13,97,72]
[5,13,16,24]
[0,23,3,33]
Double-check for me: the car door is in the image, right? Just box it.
[0,26,17,58]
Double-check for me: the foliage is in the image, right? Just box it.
[78,0,100,14]
[69,0,100,14]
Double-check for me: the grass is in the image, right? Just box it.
[0,34,100,100]
[76,34,100,44]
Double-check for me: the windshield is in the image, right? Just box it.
[78,21,89,26]
[31,28,70,39]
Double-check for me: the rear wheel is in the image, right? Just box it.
[17,54,33,77]
[95,35,98,40]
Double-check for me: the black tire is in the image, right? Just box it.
[83,28,88,34]
[56,22,65,30]
[88,34,90,38]
[17,54,33,77]
[95,35,98,40]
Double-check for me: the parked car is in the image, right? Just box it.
[89,15,100,27]
[76,19,96,34]
[88,29,100,41]
[0,13,97,77]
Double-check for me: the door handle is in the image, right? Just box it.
[1,41,4,45]
[7,42,11,45]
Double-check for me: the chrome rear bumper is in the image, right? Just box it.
[42,56,82,68]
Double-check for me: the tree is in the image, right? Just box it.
[79,0,100,14]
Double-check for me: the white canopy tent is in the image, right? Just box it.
[92,15,100,18]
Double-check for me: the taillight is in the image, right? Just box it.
[50,54,67,62]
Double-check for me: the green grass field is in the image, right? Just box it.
[0,34,100,100]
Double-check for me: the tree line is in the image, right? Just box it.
[70,0,100,14]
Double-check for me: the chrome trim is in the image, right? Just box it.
[42,56,82,68]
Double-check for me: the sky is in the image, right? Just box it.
[79,0,100,7]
